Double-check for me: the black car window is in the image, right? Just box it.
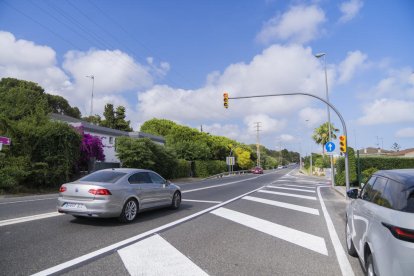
[128,172,151,184]
[371,177,391,208]
[361,176,376,201]
[148,172,165,184]
[80,171,126,183]
[385,179,408,212]
[406,191,414,213]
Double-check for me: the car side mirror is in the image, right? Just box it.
[347,188,359,199]
[165,180,171,185]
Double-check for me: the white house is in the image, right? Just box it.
[50,113,165,163]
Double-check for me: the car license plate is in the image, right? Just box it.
[64,203,86,210]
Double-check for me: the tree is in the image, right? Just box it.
[101,104,116,129]
[78,133,105,170]
[234,147,253,169]
[312,122,339,154]
[392,142,401,152]
[45,94,81,118]
[114,106,133,131]
[83,114,102,125]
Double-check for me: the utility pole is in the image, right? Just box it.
[86,75,95,116]
[254,122,261,167]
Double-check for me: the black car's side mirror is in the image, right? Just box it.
[347,188,359,199]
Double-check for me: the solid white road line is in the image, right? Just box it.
[0,197,57,205]
[258,190,317,201]
[0,212,63,227]
[242,196,319,215]
[211,208,328,256]
[31,185,265,276]
[266,186,316,193]
[280,184,316,189]
[182,199,222,204]
[182,175,263,193]
[118,234,208,276]
[317,187,354,276]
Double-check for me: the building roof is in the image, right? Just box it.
[388,148,414,156]
[50,113,165,143]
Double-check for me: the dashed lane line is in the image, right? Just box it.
[118,234,208,276]
[0,212,63,227]
[258,190,317,200]
[211,208,328,256]
[242,196,320,215]
[266,186,316,193]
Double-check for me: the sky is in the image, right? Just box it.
[1,0,413,156]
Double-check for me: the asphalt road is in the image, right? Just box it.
[0,168,365,275]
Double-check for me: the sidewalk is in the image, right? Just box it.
[297,169,348,197]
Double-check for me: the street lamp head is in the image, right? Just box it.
[314,53,326,58]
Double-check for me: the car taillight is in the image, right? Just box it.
[59,186,67,193]
[382,222,414,243]
[88,189,112,195]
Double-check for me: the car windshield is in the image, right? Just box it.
[79,171,127,183]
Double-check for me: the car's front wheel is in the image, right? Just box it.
[171,192,181,210]
[346,217,357,257]
[119,198,138,223]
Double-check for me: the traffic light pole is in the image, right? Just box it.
[228,92,350,195]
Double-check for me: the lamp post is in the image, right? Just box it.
[86,75,95,116]
[315,53,335,186]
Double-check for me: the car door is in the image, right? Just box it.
[148,172,171,205]
[128,172,157,209]
[352,176,376,256]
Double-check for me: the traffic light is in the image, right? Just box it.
[223,92,229,109]
[339,135,347,153]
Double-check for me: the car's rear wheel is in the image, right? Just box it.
[346,217,357,257]
[171,192,181,210]
[119,198,138,223]
[366,254,376,276]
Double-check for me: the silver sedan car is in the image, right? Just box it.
[346,169,414,276]
[57,168,181,223]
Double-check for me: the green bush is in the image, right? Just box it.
[173,159,191,179]
[193,160,227,178]
[360,157,414,171]
[335,171,346,186]
[0,156,30,192]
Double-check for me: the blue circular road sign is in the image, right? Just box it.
[325,142,335,152]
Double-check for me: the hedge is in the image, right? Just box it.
[193,160,227,178]
[335,153,414,186]
[172,159,192,179]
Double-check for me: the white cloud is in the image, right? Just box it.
[338,50,368,83]
[371,67,414,98]
[202,123,244,141]
[243,114,287,135]
[299,107,326,127]
[63,49,153,96]
[0,31,70,92]
[256,5,326,44]
[358,99,414,125]
[278,134,296,142]
[396,128,414,138]
[339,0,363,23]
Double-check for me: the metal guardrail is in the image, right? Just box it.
[204,170,253,179]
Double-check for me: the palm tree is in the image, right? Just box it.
[312,122,339,154]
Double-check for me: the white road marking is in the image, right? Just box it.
[266,186,316,193]
[0,197,57,205]
[211,208,328,255]
[118,234,208,276]
[258,190,317,200]
[182,199,222,204]
[182,176,263,193]
[0,212,63,227]
[31,185,265,276]
[317,187,354,276]
[243,196,319,215]
[280,184,316,189]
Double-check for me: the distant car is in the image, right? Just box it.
[251,167,264,174]
[57,168,181,223]
[277,165,283,169]
[346,169,414,276]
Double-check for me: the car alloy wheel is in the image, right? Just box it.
[171,192,181,210]
[119,199,138,223]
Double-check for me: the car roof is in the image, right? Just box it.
[374,169,414,187]
[97,168,153,174]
